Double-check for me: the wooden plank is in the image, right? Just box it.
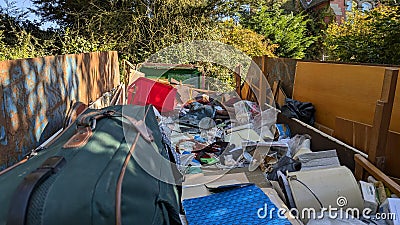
[251,85,260,92]
[261,56,266,77]
[240,82,255,102]
[386,131,400,180]
[277,87,287,107]
[354,161,364,181]
[368,68,398,170]
[293,62,400,132]
[272,80,281,102]
[110,84,123,105]
[259,77,267,110]
[264,57,297,98]
[333,118,353,146]
[334,117,372,152]
[267,80,280,106]
[234,71,241,95]
[258,57,267,110]
[354,154,400,197]
[334,117,400,178]
[247,56,268,109]
[263,56,268,81]
[353,122,370,152]
[314,122,334,136]
[240,82,249,100]
[234,64,242,96]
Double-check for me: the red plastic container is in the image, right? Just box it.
[127,77,177,112]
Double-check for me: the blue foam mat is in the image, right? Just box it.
[182,184,291,225]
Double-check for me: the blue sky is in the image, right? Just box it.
[0,0,58,29]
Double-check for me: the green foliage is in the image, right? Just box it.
[138,19,277,90]
[304,5,334,60]
[31,0,274,63]
[325,6,400,64]
[203,20,277,90]
[1,0,318,68]
[217,20,277,58]
[59,28,117,54]
[32,0,264,26]
[380,0,400,6]
[47,1,220,62]
[242,4,317,59]
[0,1,57,60]
[0,29,51,61]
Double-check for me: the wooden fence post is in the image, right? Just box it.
[259,56,267,110]
[234,64,241,95]
[368,68,398,170]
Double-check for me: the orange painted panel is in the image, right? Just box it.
[0,51,120,169]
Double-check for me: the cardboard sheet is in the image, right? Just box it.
[182,172,249,199]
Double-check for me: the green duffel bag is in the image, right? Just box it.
[0,105,182,225]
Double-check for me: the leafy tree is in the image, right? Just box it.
[217,20,277,57]
[31,0,263,26]
[1,0,280,65]
[242,4,317,59]
[380,0,399,6]
[1,1,45,44]
[31,0,270,62]
[0,1,55,60]
[0,29,50,60]
[303,4,335,60]
[31,1,214,62]
[58,28,117,54]
[325,5,400,64]
[199,20,277,91]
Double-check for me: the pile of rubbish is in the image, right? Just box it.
[130,77,399,225]
[153,86,321,179]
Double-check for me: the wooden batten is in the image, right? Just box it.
[368,68,398,170]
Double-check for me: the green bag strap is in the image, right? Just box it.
[115,105,154,225]
[158,199,183,225]
[6,156,66,225]
[76,109,154,143]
